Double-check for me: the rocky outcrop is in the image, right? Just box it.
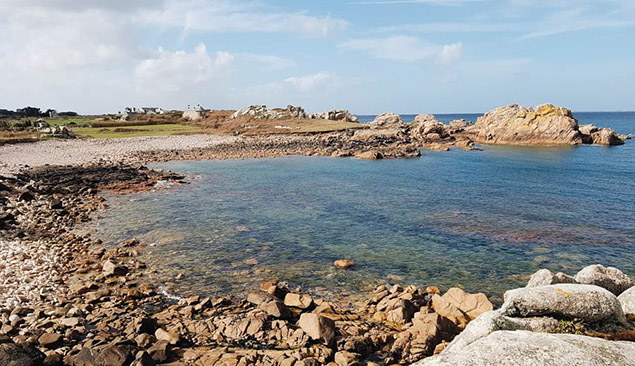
[414,330,635,366]
[369,112,403,129]
[230,105,358,122]
[467,104,624,146]
[410,114,449,141]
[419,264,635,366]
[308,110,358,123]
[579,124,625,145]
[575,264,634,295]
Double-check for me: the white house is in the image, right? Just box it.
[183,104,205,121]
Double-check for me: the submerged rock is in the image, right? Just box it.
[334,259,355,269]
[414,330,635,366]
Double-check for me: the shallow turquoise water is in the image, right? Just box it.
[94,112,635,302]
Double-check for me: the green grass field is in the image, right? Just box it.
[72,124,204,139]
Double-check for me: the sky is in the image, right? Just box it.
[0,0,634,114]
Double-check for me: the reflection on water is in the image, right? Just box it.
[92,114,635,303]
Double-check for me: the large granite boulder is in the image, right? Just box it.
[526,269,577,287]
[501,284,627,324]
[618,286,635,318]
[431,288,493,329]
[413,330,635,366]
[370,112,402,129]
[468,104,583,145]
[575,264,633,295]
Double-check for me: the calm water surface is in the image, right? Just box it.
[94,112,635,303]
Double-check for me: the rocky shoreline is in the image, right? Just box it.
[0,103,633,365]
[1,163,634,366]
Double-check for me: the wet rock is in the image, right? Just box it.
[415,330,635,366]
[102,260,128,276]
[574,264,633,295]
[618,286,635,318]
[298,313,336,346]
[526,269,577,288]
[501,284,627,323]
[333,260,355,269]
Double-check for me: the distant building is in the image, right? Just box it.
[183,104,205,121]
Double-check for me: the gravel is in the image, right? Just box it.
[0,134,240,176]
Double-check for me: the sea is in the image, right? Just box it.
[92,112,635,303]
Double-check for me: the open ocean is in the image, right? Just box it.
[92,112,635,303]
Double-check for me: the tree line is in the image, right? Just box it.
[0,107,78,119]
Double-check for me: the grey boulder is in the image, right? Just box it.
[526,269,577,288]
[501,284,627,324]
[574,264,633,296]
[413,330,635,366]
[618,286,635,317]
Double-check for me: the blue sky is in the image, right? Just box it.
[0,0,634,114]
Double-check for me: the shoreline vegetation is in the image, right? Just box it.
[0,103,634,365]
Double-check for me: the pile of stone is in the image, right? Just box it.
[415,264,635,365]
[307,110,358,123]
[466,104,625,146]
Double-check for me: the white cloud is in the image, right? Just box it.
[140,0,348,38]
[247,72,339,94]
[135,44,234,92]
[0,7,136,71]
[282,73,338,92]
[437,42,463,64]
[339,36,462,63]
[366,0,635,39]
